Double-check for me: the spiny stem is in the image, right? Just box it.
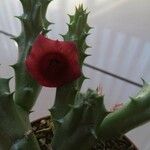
[98,81,150,139]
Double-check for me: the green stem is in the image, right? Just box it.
[98,82,150,139]
[51,5,91,128]
[13,0,52,111]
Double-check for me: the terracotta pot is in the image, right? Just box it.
[31,116,138,150]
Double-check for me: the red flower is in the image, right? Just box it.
[25,34,81,87]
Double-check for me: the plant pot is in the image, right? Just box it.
[31,116,138,150]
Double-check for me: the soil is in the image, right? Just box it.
[31,116,138,150]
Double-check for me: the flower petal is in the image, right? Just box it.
[25,34,81,87]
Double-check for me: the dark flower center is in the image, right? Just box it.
[49,59,62,68]
[40,53,69,80]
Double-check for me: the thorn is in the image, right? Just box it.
[68,14,74,20]
[29,110,34,114]
[42,0,52,5]
[54,118,64,125]
[141,78,146,85]
[49,22,54,25]
[84,76,90,80]
[50,106,55,111]
[10,63,18,70]
[59,34,65,38]
[84,53,91,58]
[10,64,16,69]
[49,107,56,114]
[15,15,26,21]
[46,0,52,2]
[90,128,97,139]
[10,36,19,43]
[130,96,135,100]
[86,11,90,16]
[67,23,71,26]
[0,92,10,97]
[130,97,137,103]
[68,104,79,109]
[10,91,15,97]
[85,24,93,32]
[42,29,51,34]
[141,78,148,86]
[36,1,42,7]
[96,84,104,96]
[85,45,92,49]
[60,34,67,40]
[83,101,92,107]
[0,92,14,99]
[0,77,13,82]
[88,26,94,30]
[8,76,13,81]
[23,87,33,93]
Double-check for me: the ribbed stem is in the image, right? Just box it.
[51,5,92,128]
[98,82,150,139]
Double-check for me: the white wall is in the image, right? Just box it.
[0,0,150,149]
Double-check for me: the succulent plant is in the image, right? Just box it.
[0,0,150,150]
